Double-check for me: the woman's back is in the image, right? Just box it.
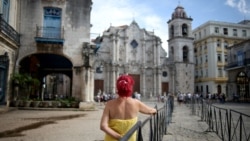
[107,97,139,120]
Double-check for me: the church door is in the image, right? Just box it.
[129,74,140,94]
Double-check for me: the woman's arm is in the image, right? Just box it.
[100,103,122,140]
[138,101,157,115]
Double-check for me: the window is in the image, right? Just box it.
[170,25,174,38]
[182,24,188,36]
[233,29,237,36]
[237,51,244,66]
[217,39,221,47]
[43,7,62,38]
[206,69,208,77]
[183,46,188,62]
[215,27,219,33]
[224,41,228,49]
[162,71,168,77]
[218,54,221,62]
[225,55,227,62]
[223,28,228,35]
[218,68,223,77]
[205,55,208,62]
[2,0,10,22]
[242,30,247,37]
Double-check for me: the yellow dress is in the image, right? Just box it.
[104,117,138,141]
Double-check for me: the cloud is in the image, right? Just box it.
[91,0,169,51]
[225,0,250,14]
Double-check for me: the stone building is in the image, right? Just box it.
[0,0,95,109]
[93,21,169,99]
[93,5,195,99]
[167,5,195,95]
[0,0,20,105]
[225,38,250,101]
[193,20,250,97]
[0,2,196,106]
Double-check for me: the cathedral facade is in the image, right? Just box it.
[93,21,169,99]
[93,5,195,98]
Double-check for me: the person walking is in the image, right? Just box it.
[100,74,157,141]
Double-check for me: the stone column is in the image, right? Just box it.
[79,66,96,110]
[141,68,146,98]
[110,65,116,94]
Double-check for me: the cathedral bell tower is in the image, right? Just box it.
[167,5,195,95]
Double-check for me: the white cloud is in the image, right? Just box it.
[238,0,250,14]
[225,0,250,14]
[225,0,237,7]
[91,0,169,52]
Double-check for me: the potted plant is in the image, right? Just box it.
[11,73,27,105]
[11,73,41,107]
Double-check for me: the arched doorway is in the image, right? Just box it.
[236,72,249,101]
[18,53,73,100]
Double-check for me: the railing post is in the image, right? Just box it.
[240,115,242,141]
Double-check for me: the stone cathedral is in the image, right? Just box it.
[93,5,195,99]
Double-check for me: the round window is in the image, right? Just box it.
[162,71,167,77]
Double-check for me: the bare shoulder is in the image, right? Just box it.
[105,99,117,107]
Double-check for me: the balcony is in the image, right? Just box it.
[0,14,20,45]
[225,58,250,70]
[35,26,64,45]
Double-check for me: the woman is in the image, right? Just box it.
[100,75,157,141]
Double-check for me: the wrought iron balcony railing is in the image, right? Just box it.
[35,26,64,44]
[225,58,250,70]
[0,14,20,45]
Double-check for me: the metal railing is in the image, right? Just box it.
[35,26,64,39]
[0,14,20,45]
[119,96,174,141]
[192,99,250,141]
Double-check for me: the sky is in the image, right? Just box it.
[90,0,250,52]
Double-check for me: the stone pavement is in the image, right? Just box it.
[163,103,221,141]
[0,101,223,141]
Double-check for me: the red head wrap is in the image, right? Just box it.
[116,75,134,97]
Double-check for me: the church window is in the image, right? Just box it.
[170,25,174,38]
[130,39,138,48]
[162,71,167,77]
[183,46,188,62]
[182,24,188,36]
